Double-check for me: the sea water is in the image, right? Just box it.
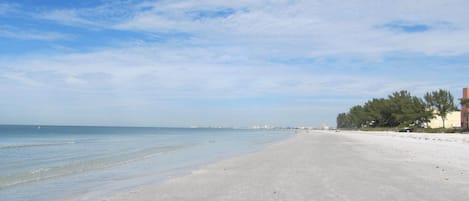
[0,125,293,201]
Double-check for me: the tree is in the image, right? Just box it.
[388,90,432,127]
[363,98,393,127]
[336,105,368,129]
[336,113,350,128]
[336,89,449,129]
[348,105,367,128]
[424,89,457,128]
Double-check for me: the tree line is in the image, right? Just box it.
[336,89,462,129]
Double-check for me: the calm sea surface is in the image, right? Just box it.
[0,125,293,201]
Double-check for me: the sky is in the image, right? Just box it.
[1,0,469,128]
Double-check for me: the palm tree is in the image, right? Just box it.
[424,89,457,128]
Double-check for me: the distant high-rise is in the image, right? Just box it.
[462,88,469,129]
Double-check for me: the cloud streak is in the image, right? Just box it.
[2,43,463,100]
[0,25,72,41]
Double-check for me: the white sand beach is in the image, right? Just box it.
[105,131,469,201]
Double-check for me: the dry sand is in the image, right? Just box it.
[104,131,469,201]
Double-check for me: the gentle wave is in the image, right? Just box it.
[0,141,76,150]
[0,144,196,189]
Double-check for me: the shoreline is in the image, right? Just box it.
[104,130,469,201]
[3,128,296,201]
[100,132,300,201]
[75,130,297,201]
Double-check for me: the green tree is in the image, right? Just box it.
[408,96,433,127]
[336,113,350,128]
[363,98,393,127]
[348,105,367,128]
[388,90,432,127]
[337,89,443,129]
[424,89,457,128]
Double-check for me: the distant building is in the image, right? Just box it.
[462,87,469,129]
[320,123,329,130]
[251,125,275,129]
[428,111,461,128]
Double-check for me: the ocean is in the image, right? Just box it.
[0,125,293,201]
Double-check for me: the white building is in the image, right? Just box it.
[428,111,461,128]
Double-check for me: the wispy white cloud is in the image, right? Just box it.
[25,0,469,57]
[0,25,72,41]
[38,9,100,27]
[36,1,138,28]
[0,72,45,88]
[0,44,458,100]
[109,0,469,57]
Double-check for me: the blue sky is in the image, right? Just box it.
[1,0,469,127]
